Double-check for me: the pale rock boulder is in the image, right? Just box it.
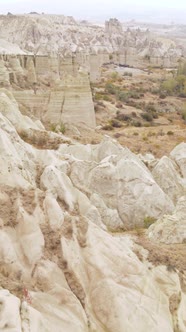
[148,196,186,244]
[40,165,77,211]
[0,289,22,331]
[0,113,36,189]
[31,292,89,332]
[95,135,124,162]
[0,89,44,132]
[150,266,186,332]
[138,152,158,171]
[90,192,124,230]
[70,159,97,195]
[16,206,45,265]
[69,138,174,229]
[58,143,97,162]
[77,190,104,229]
[61,222,174,332]
[152,156,186,203]
[95,136,152,171]
[0,230,18,264]
[44,191,64,231]
[21,301,47,332]
[89,156,174,229]
[36,149,70,174]
[32,260,69,291]
[170,142,186,178]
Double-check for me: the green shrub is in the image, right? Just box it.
[123,72,133,77]
[103,94,112,101]
[159,93,167,99]
[109,119,122,128]
[145,103,156,112]
[50,124,56,132]
[129,91,140,99]
[116,113,131,122]
[141,112,153,122]
[167,131,174,135]
[132,120,142,127]
[117,91,128,102]
[144,216,156,228]
[60,123,66,134]
[94,92,104,101]
[105,83,117,95]
[102,124,114,130]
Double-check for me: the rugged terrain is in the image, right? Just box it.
[0,13,186,332]
[0,89,186,331]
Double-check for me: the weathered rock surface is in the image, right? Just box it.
[0,91,186,332]
[148,196,186,244]
[0,14,184,69]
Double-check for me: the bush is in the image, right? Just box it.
[117,91,128,102]
[116,102,123,108]
[116,113,131,122]
[105,83,117,95]
[145,103,156,112]
[102,124,114,130]
[60,123,66,134]
[132,120,142,127]
[129,91,140,99]
[152,112,158,119]
[94,92,103,101]
[167,131,174,135]
[144,216,156,228]
[97,101,105,108]
[103,94,112,101]
[109,119,122,128]
[159,93,167,99]
[182,110,186,121]
[141,112,153,122]
[123,72,133,77]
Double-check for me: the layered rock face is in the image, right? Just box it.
[0,54,96,128]
[0,90,186,331]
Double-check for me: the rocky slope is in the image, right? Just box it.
[0,88,186,331]
[0,14,184,68]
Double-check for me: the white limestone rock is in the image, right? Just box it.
[16,206,45,265]
[0,289,22,331]
[148,196,186,244]
[170,142,186,178]
[44,191,64,231]
[0,113,36,189]
[61,222,175,332]
[152,156,186,203]
[88,155,174,229]
[40,165,77,211]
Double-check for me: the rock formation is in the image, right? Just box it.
[0,54,96,128]
[0,14,184,69]
[0,90,186,331]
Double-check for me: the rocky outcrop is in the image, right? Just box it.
[0,14,184,70]
[105,18,123,34]
[0,90,186,331]
[0,55,96,128]
[148,196,186,244]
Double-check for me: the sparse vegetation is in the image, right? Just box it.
[144,216,156,228]
[59,122,66,134]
